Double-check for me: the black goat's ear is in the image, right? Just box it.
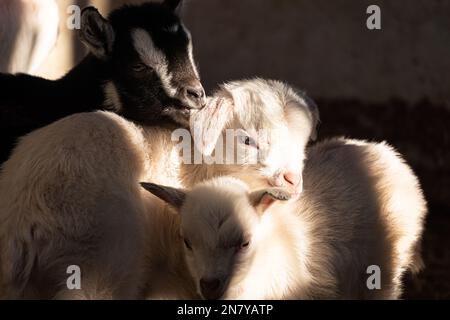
[79,7,115,59]
[163,0,183,14]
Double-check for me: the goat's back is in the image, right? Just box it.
[298,138,427,299]
[0,111,152,298]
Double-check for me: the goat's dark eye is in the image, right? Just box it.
[132,63,148,73]
[237,240,250,252]
[183,238,192,250]
[239,135,258,148]
[163,23,180,34]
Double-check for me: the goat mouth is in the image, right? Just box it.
[176,103,203,119]
[173,101,195,113]
[162,95,205,126]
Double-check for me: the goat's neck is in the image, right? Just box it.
[140,125,185,187]
[0,55,108,125]
[58,55,110,111]
[180,163,216,187]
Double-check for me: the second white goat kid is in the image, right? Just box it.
[143,138,427,300]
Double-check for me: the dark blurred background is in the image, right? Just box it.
[8,0,450,298]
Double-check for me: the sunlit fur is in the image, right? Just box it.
[0,79,317,299]
[159,138,427,299]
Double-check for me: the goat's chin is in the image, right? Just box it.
[290,193,302,201]
[284,186,302,200]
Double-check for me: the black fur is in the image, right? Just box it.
[0,0,203,163]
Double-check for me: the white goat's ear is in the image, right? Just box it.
[249,188,291,214]
[79,7,115,59]
[288,93,320,141]
[190,95,234,156]
[163,0,183,14]
[140,182,186,209]
[303,95,320,141]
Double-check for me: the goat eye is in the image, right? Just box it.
[237,240,250,252]
[183,238,192,250]
[239,135,258,148]
[163,24,180,34]
[132,63,148,73]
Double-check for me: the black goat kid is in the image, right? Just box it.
[0,0,205,163]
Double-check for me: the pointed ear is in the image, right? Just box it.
[190,95,234,156]
[249,188,291,214]
[79,7,115,59]
[288,93,320,141]
[163,0,183,14]
[304,95,319,141]
[140,182,186,209]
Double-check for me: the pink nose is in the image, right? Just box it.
[283,172,302,193]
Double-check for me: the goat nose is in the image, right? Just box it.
[284,172,300,186]
[200,277,222,300]
[186,86,204,99]
[184,84,206,108]
[283,172,303,194]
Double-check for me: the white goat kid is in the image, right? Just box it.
[187,78,319,196]
[143,138,427,300]
[0,79,318,299]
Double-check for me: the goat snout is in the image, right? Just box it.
[200,277,223,300]
[270,172,303,196]
[183,80,206,109]
[284,172,303,193]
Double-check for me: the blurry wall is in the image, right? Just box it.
[37,0,450,106]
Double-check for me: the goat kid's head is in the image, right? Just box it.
[190,79,319,197]
[79,0,205,126]
[141,177,291,300]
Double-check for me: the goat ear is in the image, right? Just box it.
[303,95,320,141]
[190,95,234,156]
[140,182,186,209]
[249,188,291,214]
[163,0,183,14]
[79,7,115,59]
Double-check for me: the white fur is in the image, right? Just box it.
[182,23,199,79]
[0,79,317,299]
[0,0,59,74]
[132,28,177,97]
[149,138,427,299]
